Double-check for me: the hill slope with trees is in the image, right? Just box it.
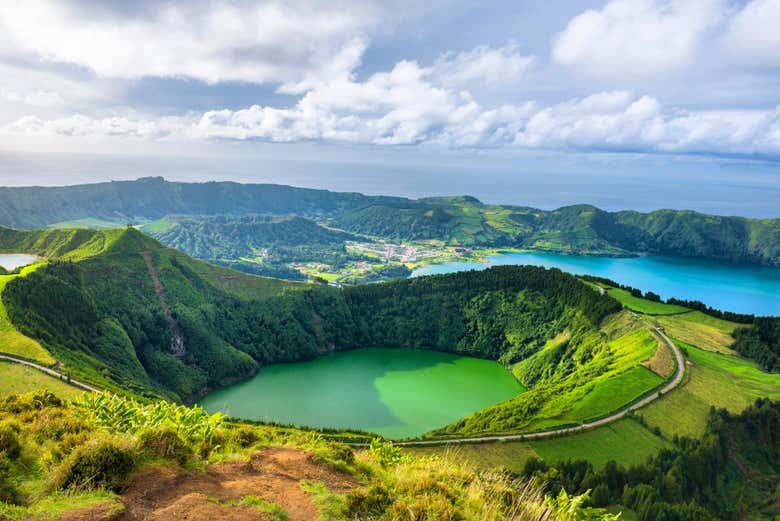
[0,178,778,267]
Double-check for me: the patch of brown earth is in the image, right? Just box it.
[57,501,124,521]
[644,330,676,377]
[117,447,357,521]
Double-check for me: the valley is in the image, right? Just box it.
[0,182,778,520]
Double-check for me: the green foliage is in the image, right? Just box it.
[0,421,21,459]
[525,399,780,521]
[530,419,671,470]
[732,316,780,371]
[78,393,223,452]
[52,435,137,491]
[137,426,192,464]
[0,390,63,413]
[640,342,780,439]
[606,288,689,315]
[369,438,404,467]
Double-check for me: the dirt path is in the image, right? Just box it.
[0,353,99,392]
[390,327,685,447]
[116,447,357,521]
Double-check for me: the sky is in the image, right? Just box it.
[0,0,779,215]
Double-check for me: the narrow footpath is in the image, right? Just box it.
[0,353,99,393]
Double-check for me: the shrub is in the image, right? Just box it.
[0,390,62,413]
[231,425,260,448]
[0,456,21,504]
[0,422,21,459]
[30,408,90,441]
[138,426,192,464]
[346,484,394,518]
[52,435,137,492]
[369,438,403,467]
[323,441,355,465]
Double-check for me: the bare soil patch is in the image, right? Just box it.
[116,447,357,521]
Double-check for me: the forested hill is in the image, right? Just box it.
[1,177,779,266]
[337,201,780,266]
[0,177,405,229]
[1,227,619,408]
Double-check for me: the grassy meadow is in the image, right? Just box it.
[530,419,671,470]
[655,310,742,354]
[640,341,780,438]
[0,362,84,400]
[0,263,54,365]
[606,287,689,315]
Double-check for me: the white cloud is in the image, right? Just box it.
[7,87,780,157]
[721,0,780,67]
[552,0,727,78]
[0,0,387,86]
[430,42,535,88]
[515,92,780,155]
[0,90,65,108]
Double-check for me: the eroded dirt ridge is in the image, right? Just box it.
[141,251,186,358]
[61,447,358,521]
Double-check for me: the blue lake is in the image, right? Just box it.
[412,252,780,316]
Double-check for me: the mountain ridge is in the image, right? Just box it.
[1,177,778,267]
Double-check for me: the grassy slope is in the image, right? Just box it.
[0,263,54,364]
[0,362,83,400]
[656,310,742,354]
[562,366,662,422]
[524,325,663,430]
[640,341,780,438]
[0,392,608,521]
[531,419,671,470]
[404,442,541,473]
[606,287,689,315]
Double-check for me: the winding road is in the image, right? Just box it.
[392,327,685,447]
[1,326,685,447]
[0,353,100,393]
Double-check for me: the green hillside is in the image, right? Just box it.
[0,178,778,269]
[0,225,689,440]
[144,214,366,279]
[337,200,780,265]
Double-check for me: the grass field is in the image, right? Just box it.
[655,311,741,354]
[0,361,84,400]
[563,366,663,422]
[640,343,780,438]
[607,288,689,315]
[0,263,55,365]
[530,419,671,470]
[404,441,541,473]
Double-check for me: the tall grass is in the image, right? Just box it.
[77,393,223,449]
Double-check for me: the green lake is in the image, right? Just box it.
[199,348,525,439]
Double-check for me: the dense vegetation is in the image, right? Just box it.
[1,226,676,443]
[0,177,778,268]
[338,201,780,265]
[0,391,615,520]
[146,214,368,280]
[1,228,619,410]
[732,316,780,371]
[522,399,780,520]
[0,176,404,229]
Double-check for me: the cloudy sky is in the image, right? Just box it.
[0,0,779,213]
